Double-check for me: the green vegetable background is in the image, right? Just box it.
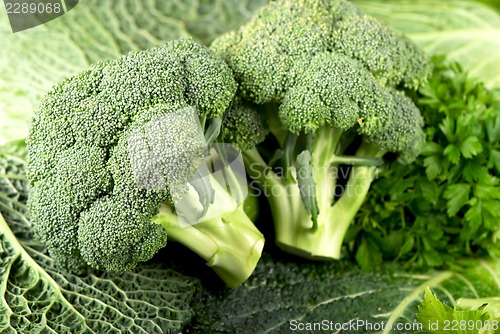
[2,0,500,333]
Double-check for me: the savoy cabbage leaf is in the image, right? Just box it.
[0,0,267,145]
[186,254,500,334]
[0,141,197,333]
[355,0,500,89]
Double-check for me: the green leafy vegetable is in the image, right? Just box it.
[0,0,267,145]
[356,0,500,88]
[418,289,500,334]
[187,255,500,334]
[0,140,197,333]
[355,59,500,269]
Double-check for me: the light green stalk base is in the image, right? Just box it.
[243,133,380,260]
[154,204,264,288]
[275,164,376,259]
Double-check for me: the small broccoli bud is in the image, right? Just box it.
[55,144,112,204]
[78,196,167,273]
[222,101,269,150]
[365,90,426,163]
[331,2,431,88]
[28,177,88,273]
[166,39,238,117]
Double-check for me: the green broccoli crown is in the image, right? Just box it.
[26,38,237,273]
[280,53,425,159]
[212,0,431,160]
[222,100,269,151]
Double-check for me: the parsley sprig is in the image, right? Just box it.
[353,58,500,270]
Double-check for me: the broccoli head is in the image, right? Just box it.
[212,0,431,259]
[26,38,264,287]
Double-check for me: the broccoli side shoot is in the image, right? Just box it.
[212,0,431,259]
[27,38,264,287]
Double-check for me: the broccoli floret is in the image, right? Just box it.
[222,100,269,151]
[213,0,431,259]
[27,38,264,287]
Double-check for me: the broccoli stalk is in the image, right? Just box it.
[213,0,432,260]
[154,200,263,287]
[153,150,264,287]
[306,140,380,258]
[243,129,380,259]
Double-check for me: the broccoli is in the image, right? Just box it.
[26,38,264,287]
[212,0,432,260]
